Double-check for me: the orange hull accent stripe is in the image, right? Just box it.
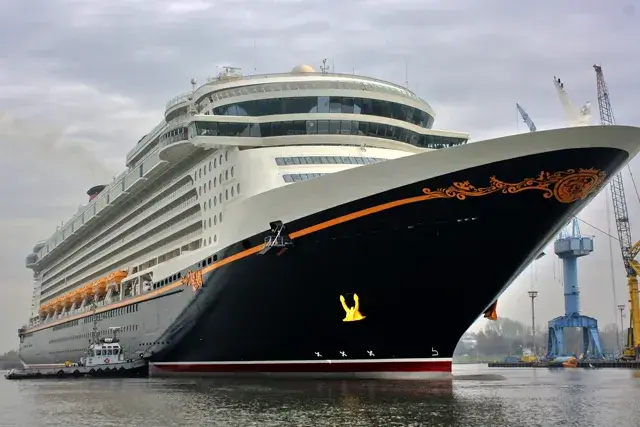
[26,167,606,333]
[26,194,432,333]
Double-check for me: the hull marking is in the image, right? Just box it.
[421,168,606,204]
[25,168,605,334]
[182,270,204,292]
[340,294,365,322]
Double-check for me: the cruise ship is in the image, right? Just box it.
[17,63,640,379]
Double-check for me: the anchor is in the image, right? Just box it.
[258,220,294,256]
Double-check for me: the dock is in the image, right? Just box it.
[488,360,640,369]
[4,358,148,380]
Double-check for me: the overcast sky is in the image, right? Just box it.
[0,0,638,353]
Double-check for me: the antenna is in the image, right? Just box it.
[404,57,409,88]
[253,39,257,72]
[352,59,355,75]
[332,56,335,73]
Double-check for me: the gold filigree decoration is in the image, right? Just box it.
[182,270,204,292]
[421,168,607,204]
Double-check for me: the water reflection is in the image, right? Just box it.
[3,366,640,427]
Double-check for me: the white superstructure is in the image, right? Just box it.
[23,64,469,330]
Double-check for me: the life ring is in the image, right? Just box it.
[105,358,110,364]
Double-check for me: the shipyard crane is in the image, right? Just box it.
[553,76,592,127]
[593,64,640,360]
[516,103,537,132]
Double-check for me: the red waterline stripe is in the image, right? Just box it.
[152,360,452,373]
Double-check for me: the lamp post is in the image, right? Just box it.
[618,304,626,354]
[528,290,539,356]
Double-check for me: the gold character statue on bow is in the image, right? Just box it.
[340,294,366,322]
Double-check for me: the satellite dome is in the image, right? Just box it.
[291,64,316,73]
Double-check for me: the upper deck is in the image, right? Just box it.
[26,63,467,280]
[164,65,433,120]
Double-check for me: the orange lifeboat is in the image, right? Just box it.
[63,293,73,309]
[81,283,94,299]
[39,303,48,316]
[93,277,107,296]
[53,297,63,311]
[106,269,128,291]
[46,301,56,315]
[71,288,84,304]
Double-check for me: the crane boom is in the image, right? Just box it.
[594,64,640,359]
[594,65,634,275]
[516,103,537,132]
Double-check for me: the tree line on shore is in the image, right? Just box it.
[454,317,625,359]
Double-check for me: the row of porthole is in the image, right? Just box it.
[198,166,235,197]
[204,212,224,228]
[196,151,230,181]
[202,183,241,213]
[203,235,218,246]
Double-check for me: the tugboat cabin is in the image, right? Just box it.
[81,326,125,367]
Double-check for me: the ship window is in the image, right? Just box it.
[282,173,327,183]
[194,120,466,149]
[274,156,385,166]
[211,96,433,128]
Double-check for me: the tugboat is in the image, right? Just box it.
[5,310,147,380]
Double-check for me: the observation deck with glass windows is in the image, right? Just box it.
[174,64,469,152]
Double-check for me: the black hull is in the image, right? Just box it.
[138,148,627,377]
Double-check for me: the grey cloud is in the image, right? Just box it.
[0,0,639,352]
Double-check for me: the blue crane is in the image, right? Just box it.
[516,103,537,132]
[546,217,604,360]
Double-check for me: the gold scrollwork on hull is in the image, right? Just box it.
[182,270,204,292]
[340,294,366,322]
[421,168,607,204]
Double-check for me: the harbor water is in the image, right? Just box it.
[1,364,639,426]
